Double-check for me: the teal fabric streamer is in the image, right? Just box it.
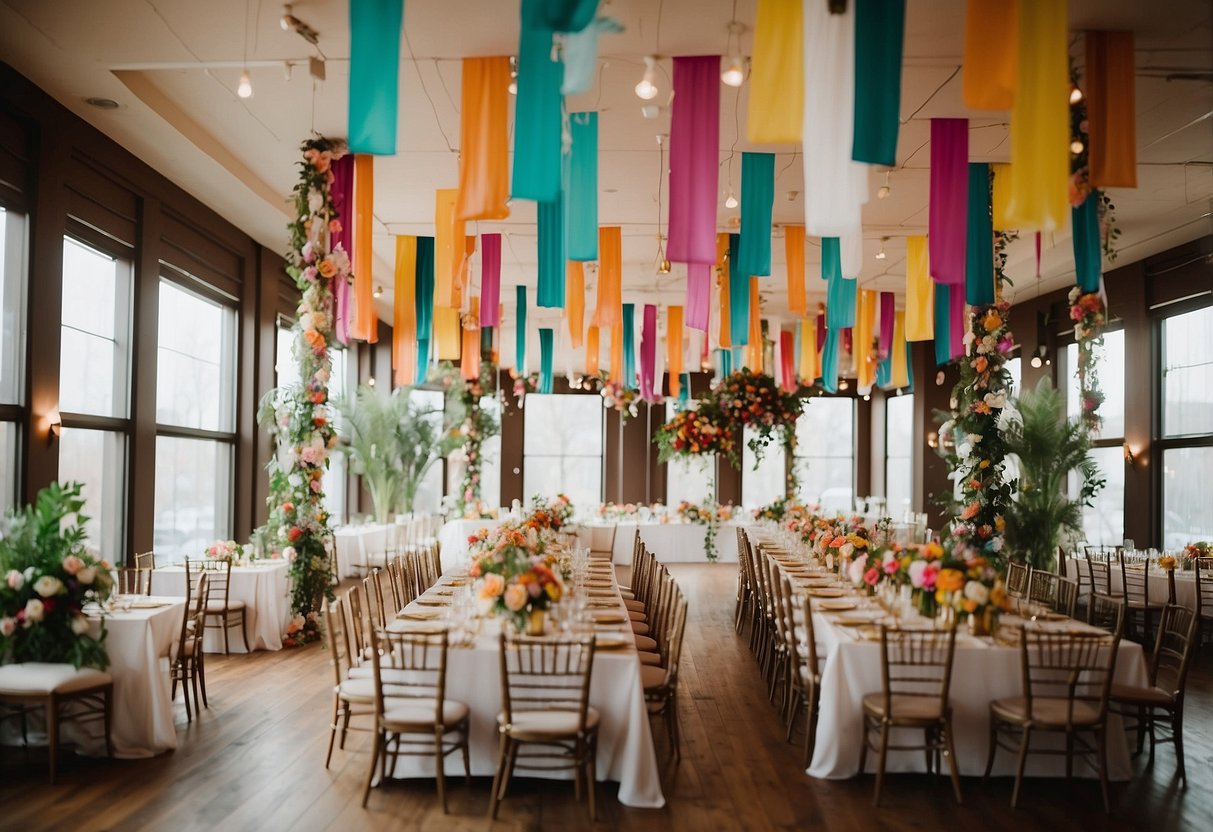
[622,303,636,389]
[719,348,732,377]
[515,285,528,372]
[965,163,995,305]
[1073,190,1102,293]
[820,327,840,393]
[415,339,429,384]
[512,0,564,203]
[348,0,404,155]
[561,18,624,95]
[538,328,554,393]
[728,233,748,345]
[905,339,914,391]
[564,112,599,260]
[737,152,775,278]
[481,326,494,354]
[530,0,597,31]
[678,373,690,407]
[876,352,892,388]
[415,236,435,343]
[852,0,905,166]
[827,276,857,329]
[934,282,952,366]
[821,237,841,281]
[731,347,743,372]
[537,196,565,307]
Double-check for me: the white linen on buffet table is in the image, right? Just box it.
[576,521,740,564]
[436,518,505,570]
[154,561,291,653]
[1063,559,1197,609]
[332,524,389,578]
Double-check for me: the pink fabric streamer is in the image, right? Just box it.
[780,331,796,392]
[878,292,895,359]
[842,328,853,356]
[950,281,966,359]
[929,118,969,285]
[685,262,711,332]
[480,233,502,327]
[640,303,658,401]
[816,310,826,352]
[667,56,720,267]
[330,154,356,345]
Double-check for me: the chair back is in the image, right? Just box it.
[367,625,450,723]
[1086,558,1118,598]
[385,557,405,612]
[587,525,617,557]
[799,594,821,680]
[176,573,209,662]
[134,551,156,593]
[1019,630,1119,728]
[362,570,389,629]
[498,632,595,733]
[876,626,959,717]
[116,567,152,596]
[324,595,357,687]
[1118,551,1152,609]
[1006,561,1030,600]
[1194,557,1213,619]
[345,585,369,665]
[186,558,232,610]
[1150,604,1198,699]
[1087,593,1126,636]
[1053,576,1079,618]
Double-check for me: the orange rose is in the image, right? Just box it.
[317,259,337,278]
[983,311,1003,332]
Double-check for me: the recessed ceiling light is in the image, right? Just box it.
[84,97,119,110]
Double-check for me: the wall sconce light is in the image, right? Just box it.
[367,376,376,388]
[1030,344,1049,369]
[927,431,939,449]
[1123,442,1138,466]
[48,410,61,442]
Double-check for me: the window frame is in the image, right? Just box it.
[792,394,857,509]
[522,392,605,506]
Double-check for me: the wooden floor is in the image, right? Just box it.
[1,565,1209,832]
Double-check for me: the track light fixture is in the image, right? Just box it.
[280,5,319,46]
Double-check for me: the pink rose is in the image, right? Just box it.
[62,555,84,575]
[863,567,880,586]
[504,584,528,612]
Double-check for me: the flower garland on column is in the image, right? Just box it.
[939,230,1017,569]
[258,137,344,646]
[448,367,499,517]
[1069,286,1107,434]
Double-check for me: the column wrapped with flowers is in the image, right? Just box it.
[257,138,344,645]
[1069,286,1107,435]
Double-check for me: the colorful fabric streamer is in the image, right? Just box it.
[855,289,877,392]
[609,319,623,383]
[827,276,857,330]
[950,279,966,359]
[480,233,502,327]
[538,328,554,394]
[728,234,748,345]
[462,302,481,381]
[595,226,622,327]
[434,189,464,309]
[929,118,969,286]
[905,234,933,340]
[820,327,841,393]
[852,0,905,166]
[1073,190,1102,293]
[566,261,585,347]
[330,155,355,345]
[749,0,803,143]
[966,162,995,305]
[415,237,435,383]
[348,0,402,155]
[667,306,684,399]
[821,237,841,282]
[640,304,657,401]
[561,17,624,95]
[779,331,796,392]
[686,262,711,333]
[434,308,461,360]
[962,0,1018,110]
[564,112,599,260]
[512,0,564,203]
[537,196,565,308]
[746,278,763,372]
[933,283,952,366]
[991,163,1013,231]
[737,152,775,277]
[890,310,910,389]
[798,318,817,384]
[585,324,600,376]
[879,291,895,358]
[351,154,377,343]
[716,233,731,346]
[515,285,528,372]
[392,236,417,388]
[1086,31,1137,188]
[457,56,511,220]
[622,303,637,389]
[668,56,720,266]
[785,225,806,315]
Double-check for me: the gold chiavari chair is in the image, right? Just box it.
[1085,549,1120,599]
[985,629,1121,811]
[133,550,156,594]
[1005,561,1030,602]
[361,570,388,631]
[858,625,962,807]
[587,524,617,561]
[115,566,152,596]
[735,527,756,634]
[1119,551,1160,644]
[789,594,823,768]
[187,557,250,654]
[323,595,375,768]
[642,585,689,761]
[1087,593,1127,635]
[1193,556,1213,645]
[171,573,210,721]
[384,558,405,614]
[1027,571,1079,619]
[490,632,598,821]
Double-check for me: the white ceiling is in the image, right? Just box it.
[2,0,1211,361]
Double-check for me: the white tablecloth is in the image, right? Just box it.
[154,562,291,653]
[576,521,741,564]
[436,518,505,570]
[333,525,390,578]
[1064,561,1197,609]
[385,573,665,808]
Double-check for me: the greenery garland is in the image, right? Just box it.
[444,364,499,515]
[1069,286,1108,435]
[256,137,342,646]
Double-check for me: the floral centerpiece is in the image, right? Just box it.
[205,539,245,562]
[655,400,738,466]
[0,482,114,670]
[469,524,563,633]
[526,495,574,534]
[933,546,1011,634]
[1183,542,1211,571]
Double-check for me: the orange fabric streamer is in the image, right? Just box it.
[585,324,600,376]
[785,225,806,316]
[566,262,585,348]
[434,307,461,360]
[434,189,464,309]
[594,227,622,327]
[456,56,511,221]
[392,235,417,388]
[855,289,877,392]
[1086,31,1137,188]
[798,317,817,384]
[460,301,481,380]
[963,0,1018,110]
[452,235,475,310]
[351,154,377,342]
[609,319,623,382]
[746,277,762,372]
[717,233,732,348]
[667,306,684,398]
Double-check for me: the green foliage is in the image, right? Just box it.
[1001,379,1105,571]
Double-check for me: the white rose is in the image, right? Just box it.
[963,581,990,605]
[71,615,91,635]
[24,598,44,624]
[983,390,1007,409]
[77,566,97,585]
[908,560,928,589]
[0,616,15,636]
[307,188,324,213]
[282,546,297,561]
[962,330,975,346]
[33,575,64,597]
[847,556,866,586]
[966,433,982,447]
[5,569,23,590]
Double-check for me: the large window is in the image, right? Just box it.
[742,428,786,508]
[411,388,445,515]
[59,235,131,557]
[1160,306,1213,548]
[152,278,237,562]
[666,400,717,505]
[0,208,26,513]
[1064,329,1125,545]
[793,397,855,512]
[476,395,502,508]
[885,393,914,519]
[523,394,602,509]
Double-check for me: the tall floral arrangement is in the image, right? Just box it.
[1069,286,1107,435]
[257,137,344,645]
[444,365,499,515]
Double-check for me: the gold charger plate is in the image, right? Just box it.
[808,588,846,598]
[592,613,628,624]
[398,610,441,621]
[594,633,631,650]
[416,597,451,607]
[817,600,857,611]
[444,580,467,587]
[833,618,871,627]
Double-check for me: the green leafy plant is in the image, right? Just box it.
[1001,380,1105,572]
[0,482,114,669]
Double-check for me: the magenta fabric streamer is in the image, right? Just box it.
[950,279,966,359]
[686,262,711,332]
[929,118,969,285]
[879,291,895,359]
[816,310,826,353]
[335,277,351,345]
[479,233,502,327]
[667,56,720,267]
[842,328,853,357]
[330,154,356,345]
[640,303,658,401]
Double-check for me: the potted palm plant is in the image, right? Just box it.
[335,386,404,525]
[395,391,460,515]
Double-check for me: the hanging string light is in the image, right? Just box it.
[635,56,659,100]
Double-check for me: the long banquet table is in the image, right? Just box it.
[154,560,291,653]
[436,517,505,569]
[1063,559,1198,609]
[576,520,741,564]
[382,565,665,808]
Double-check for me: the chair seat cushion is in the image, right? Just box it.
[1110,683,1173,708]
[640,663,669,690]
[634,634,657,651]
[862,693,943,722]
[623,599,645,612]
[383,698,469,729]
[637,650,663,666]
[630,621,650,636]
[619,590,635,600]
[337,677,376,703]
[205,600,247,613]
[499,707,600,738]
[627,610,647,622]
[990,696,1102,727]
[0,663,113,695]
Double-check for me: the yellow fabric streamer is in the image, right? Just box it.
[1004,0,1069,232]
[585,324,600,376]
[457,56,511,221]
[667,306,684,399]
[963,0,1018,110]
[785,225,806,316]
[594,227,622,328]
[609,319,623,383]
[855,289,877,392]
[890,310,909,389]
[566,262,585,348]
[746,277,762,372]
[434,189,464,309]
[905,235,934,341]
[434,307,462,360]
[717,233,731,347]
[351,154,377,343]
[748,0,803,144]
[991,163,1013,231]
[392,236,417,389]
[461,301,480,380]
[798,317,817,385]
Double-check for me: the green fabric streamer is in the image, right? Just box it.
[564,112,599,261]
[852,0,905,166]
[537,196,565,307]
[1073,190,1102,293]
[678,373,690,406]
[538,329,555,393]
[966,163,995,305]
[821,237,841,282]
[728,233,748,345]
[820,327,840,393]
[512,0,564,203]
[415,236,435,343]
[622,303,636,389]
[415,339,429,384]
[934,282,952,366]
[348,0,404,155]
[515,285,528,372]
[737,152,775,277]
[530,0,598,31]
